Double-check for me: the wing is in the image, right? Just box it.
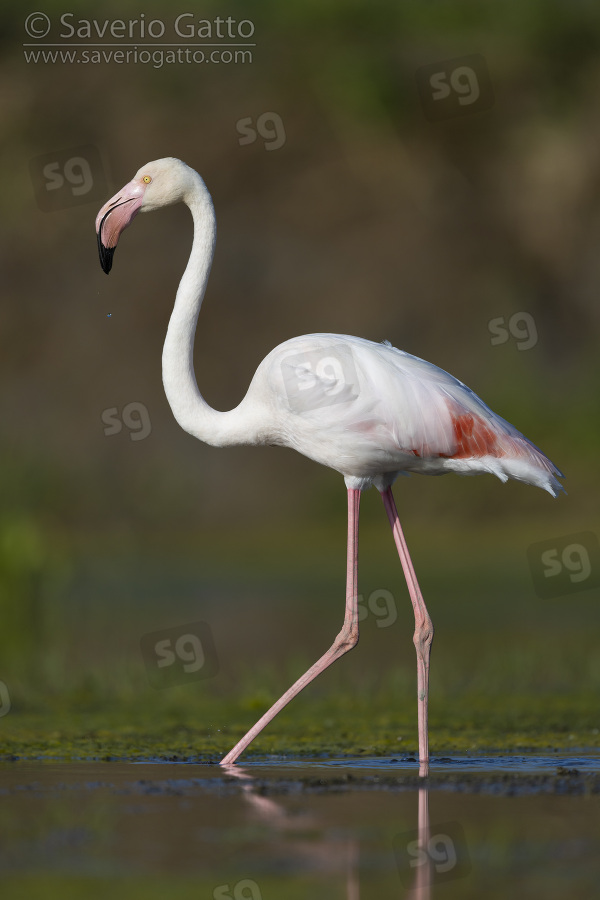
[355,338,564,493]
[257,333,564,495]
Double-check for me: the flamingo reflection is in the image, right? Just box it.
[222,764,432,899]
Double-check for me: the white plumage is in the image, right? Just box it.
[246,332,563,495]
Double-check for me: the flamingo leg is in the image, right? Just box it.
[220,488,361,765]
[381,487,433,775]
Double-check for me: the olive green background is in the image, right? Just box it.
[0,0,598,756]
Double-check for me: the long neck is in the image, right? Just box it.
[161,177,254,447]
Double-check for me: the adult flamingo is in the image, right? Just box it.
[96,158,564,770]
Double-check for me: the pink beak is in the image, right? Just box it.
[96,179,146,274]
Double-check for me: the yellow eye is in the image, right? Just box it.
[142,175,152,184]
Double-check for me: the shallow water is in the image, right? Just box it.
[1,755,599,898]
[248,752,600,773]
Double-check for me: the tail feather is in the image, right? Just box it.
[443,398,565,497]
[497,433,565,497]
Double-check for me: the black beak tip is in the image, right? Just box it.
[97,231,115,275]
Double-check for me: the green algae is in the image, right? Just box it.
[1,691,598,762]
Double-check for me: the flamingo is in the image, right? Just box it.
[95,157,564,771]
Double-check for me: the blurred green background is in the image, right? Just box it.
[0,0,598,756]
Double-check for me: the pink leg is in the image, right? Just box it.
[381,487,433,775]
[220,488,361,765]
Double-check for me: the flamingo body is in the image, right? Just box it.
[241,332,562,495]
[96,157,563,770]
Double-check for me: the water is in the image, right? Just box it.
[247,753,600,773]
[1,755,598,899]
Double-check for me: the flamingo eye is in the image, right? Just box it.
[142,175,152,184]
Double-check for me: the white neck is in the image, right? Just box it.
[161,176,256,447]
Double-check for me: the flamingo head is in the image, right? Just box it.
[95,157,198,274]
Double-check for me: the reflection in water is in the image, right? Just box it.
[222,765,432,899]
[409,782,431,900]
[222,763,358,888]
[345,837,360,900]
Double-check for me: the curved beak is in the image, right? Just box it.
[95,179,145,274]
